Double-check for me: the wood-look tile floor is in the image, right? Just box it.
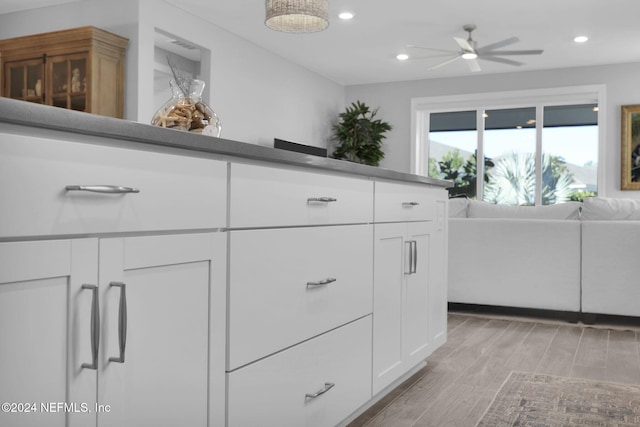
[348,310,640,427]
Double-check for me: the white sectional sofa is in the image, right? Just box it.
[449,196,640,319]
[581,197,640,317]
[448,199,583,313]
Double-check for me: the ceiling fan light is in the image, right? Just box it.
[461,51,477,60]
[265,0,329,33]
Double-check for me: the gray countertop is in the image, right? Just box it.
[0,98,451,188]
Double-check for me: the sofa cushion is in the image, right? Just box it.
[581,197,640,220]
[467,200,581,220]
[448,198,468,218]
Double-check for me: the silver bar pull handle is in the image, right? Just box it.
[66,185,140,194]
[402,202,420,207]
[404,241,417,275]
[306,277,337,287]
[109,282,127,363]
[81,284,100,370]
[411,241,418,274]
[404,241,413,275]
[305,382,335,399]
[307,197,337,203]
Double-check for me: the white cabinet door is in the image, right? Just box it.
[371,223,405,394]
[227,225,373,369]
[0,135,227,238]
[403,223,431,369]
[229,162,373,228]
[374,180,440,223]
[0,239,98,427]
[97,233,226,427]
[227,316,372,427]
[372,221,445,395]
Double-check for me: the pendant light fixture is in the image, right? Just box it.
[265,0,329,33]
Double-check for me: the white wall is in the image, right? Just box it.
[346,62,640,199]
[137,1,344,148]
[0,0,345,149]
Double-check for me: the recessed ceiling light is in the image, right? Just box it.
[338,11,354,20]
[574,36,589,43]
[396,54,409,61]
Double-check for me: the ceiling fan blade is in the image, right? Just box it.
[428,55,461,71]
[409,53,464,60]
[454,37,474,52]
[408,45,459,54]
[475,36,519,54]
[466,58,481,72]
[483,49,544,56]
[480,56,524,66]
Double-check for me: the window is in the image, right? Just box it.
[428,111,478,198]
[417,87,601,205]
[541,105,598,203]
[483,107,537,205]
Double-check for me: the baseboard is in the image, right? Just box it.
[449,302,640,327]
[449,302,580,323]
[579,311,640,327]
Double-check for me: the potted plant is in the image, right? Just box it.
[332,101,392,166]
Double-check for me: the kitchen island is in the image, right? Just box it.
[0,97,450,427]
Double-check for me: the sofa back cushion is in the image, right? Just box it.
[448,197,469,218]
[581,197,640,220]
[467,200,581,220]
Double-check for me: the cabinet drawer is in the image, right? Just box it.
[0,135,227,237]
[229,163,373,228]
[375,180,444,223]
[228,225,373,369]
[227,316,372,427]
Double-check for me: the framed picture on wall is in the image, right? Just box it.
[621,104,640,190]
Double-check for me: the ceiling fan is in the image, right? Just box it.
[408,25,543,72]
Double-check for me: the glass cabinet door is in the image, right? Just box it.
[4,58,45,104]
[49,53,87,112]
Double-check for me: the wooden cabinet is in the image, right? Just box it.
[0,26,127,118]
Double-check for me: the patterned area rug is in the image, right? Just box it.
[476,371,640,426]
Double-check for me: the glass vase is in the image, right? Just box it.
[151,79,221,137]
